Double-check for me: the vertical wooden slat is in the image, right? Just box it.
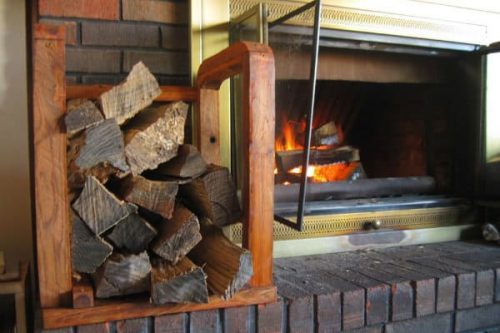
[33,24,72,307]
[196,42,275,288]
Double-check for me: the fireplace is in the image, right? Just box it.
[215,0,500,255]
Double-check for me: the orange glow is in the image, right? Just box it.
[276,117,305,152]
[288,162,360,183]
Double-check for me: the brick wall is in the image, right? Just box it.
[38,0,190,86]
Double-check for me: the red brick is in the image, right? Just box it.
[77,323,112,333]
[39,19,78,45]
[116,318,150,333]
[190,310,219,333]
[224,307,253,333]
[39,0,119,20]
[154,313,186,333]
[122,0,187,24]
[82,22,159,47]
[66,49,121,74]
[123,51,189,75]
[161,26,188,50]
[257,301,283,333]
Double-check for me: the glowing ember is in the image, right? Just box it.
[288,162,360,183]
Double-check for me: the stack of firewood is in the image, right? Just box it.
[67,62,251,305]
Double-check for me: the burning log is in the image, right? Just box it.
[99,61,161,125]
[107,212,157,253]
[155,144,208,179]
[151,257,208,304]
[72,176,132,235]
[276,145,360,174]
[71,211,113,274]
[150,205,202,264]
[313,121,343,147]
[68,119,130,190]
[93,251,151,298]
[123,101,189,175]
[116,175,178,220]
[189,218,253,299]
[65,99,103,137]
[180,165,242,227]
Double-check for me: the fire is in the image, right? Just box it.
[289,162,360,183]
[275,117,305,152]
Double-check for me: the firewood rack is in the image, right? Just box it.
[32,24,276,329]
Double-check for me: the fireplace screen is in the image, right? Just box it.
[230,0,500,238]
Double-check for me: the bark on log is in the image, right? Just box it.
[99,61,161,125]
[71,211,113,274]
[155,144,207,179]
[189,218,253,299]
[107,212,157,253]
[151,205,202,264]
[123,101,189,175]
[65,99,104,137]
[180,165,241,227]
[72,176,133,235]
[116,175,178,220]
[151,257,208,305]
[68,118,130,190]
[93,251,151,298]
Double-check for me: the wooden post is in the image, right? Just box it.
[32,24,72,307]
[196,42,275,287]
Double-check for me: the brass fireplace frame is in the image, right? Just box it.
[190,0,500,256]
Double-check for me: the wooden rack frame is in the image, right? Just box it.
[32,24,276,329]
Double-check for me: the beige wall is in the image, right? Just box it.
[0,0,32,267]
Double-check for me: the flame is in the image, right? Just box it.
[288,162,360,183]
[276,117,305,152]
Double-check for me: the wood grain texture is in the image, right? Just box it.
[180,165,241,227]
[150,205,202,264]
[100,61,161,125]
[65,99,103,137]
[42,286,277,329]
[68,119,129,189]
[107,212,157,253]
[33,23,72,307]
[189,218,253,300]
[123,102,188,175]
[155,144,207,179]
[116,175,178,220]
[71,212,113,274]
[151,257,208,305]
[196,42,275,288]
[67,85,198,102]
[72,277,95,309]
[72,176,132,235]
[92,251,151,298]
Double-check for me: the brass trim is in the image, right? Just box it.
[230,0,489,45]
[227,206,477,242]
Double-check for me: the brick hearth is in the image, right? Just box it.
[41,241,500,333]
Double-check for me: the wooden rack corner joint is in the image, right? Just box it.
[32,23,276,329]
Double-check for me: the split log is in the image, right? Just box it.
[65,99,104,137]
[107,212,157,253]
[313,120,342,146]
[116,175,178,220]
[72,176,132,235]
[155,144,207,179]
[68,118,130,190]
[189,218,253,299]
[180,165,241,227]
[99,61,161,125]
[276,145,360,173]
[151,257,208,304]
[151,205,202,264]
[123,101,189,175]
[71,211,113,273]
[72,276,95,308]
[93,251,151,298]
